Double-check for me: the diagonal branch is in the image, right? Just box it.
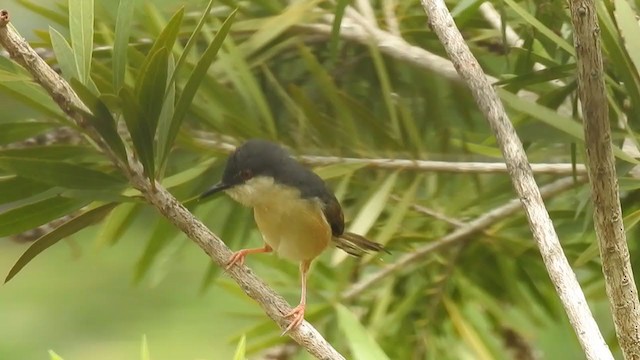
[342,176,585,300]
[418,1,612,358]
[0,10,344,360]
[568,1,640,357]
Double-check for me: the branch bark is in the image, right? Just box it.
[195,135,587,175]
[568,1,640,357]
[343,176,585,300]
[0,10,344,360]
[418,1,613,359]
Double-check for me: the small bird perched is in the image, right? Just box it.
[200,139,386,333]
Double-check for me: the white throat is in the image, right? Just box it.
[225,176,299,207]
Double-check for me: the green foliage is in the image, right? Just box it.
[3,0,640,358]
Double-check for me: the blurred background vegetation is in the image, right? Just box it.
[2,0,640,358]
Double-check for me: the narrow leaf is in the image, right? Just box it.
[502,0,575,55]
[141,335,150,360]
[113,0,137,90]
[5,203,116,283]
[0,196,89,237]
[48,350,65,360]
[614,0,640,77]
[71,79,128,161]
[170,0,216,86]
[68,0,94,84]
[498,89,638,163]
[134,218,179,282]
[336,304,390,360]
[120,87,155,179]
[135,47,170,179]
[160,10,237,167]
[232,335,246,360]
[49,27,80,81]
[0,157,127,190]
[0,122,54,145]
[0,176,52,204]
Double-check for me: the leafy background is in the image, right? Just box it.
[2,0,640,358]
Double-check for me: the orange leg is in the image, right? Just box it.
[282,260,311,334]
[225,244,272,270]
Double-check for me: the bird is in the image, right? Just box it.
[200,139,386,333]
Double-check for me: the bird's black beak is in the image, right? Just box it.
[199,182,232,200]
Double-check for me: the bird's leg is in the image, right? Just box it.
[283,260,311,334]
[226,244,272,270]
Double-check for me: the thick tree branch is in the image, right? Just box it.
[568,1,640,357]
[418,1,613,359]
[0,10,344,360]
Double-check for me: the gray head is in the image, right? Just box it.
[200,139,330,204]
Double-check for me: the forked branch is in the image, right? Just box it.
[418,1,612,358]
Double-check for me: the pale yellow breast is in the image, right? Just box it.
[252,192,331,262]
[225,176,332,261]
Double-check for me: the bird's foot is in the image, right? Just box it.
[282,303,306,335]
[225,250,248,270]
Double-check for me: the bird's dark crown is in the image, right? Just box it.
[221,139,329,200]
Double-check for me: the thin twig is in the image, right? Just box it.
[0,10,344,360]
[419,1,612,358]
[569,0,640,357]
[195,135,587,175]
[342,176,585,300]
[354,0,376,25]
[382,0,401,37]
[391,195,467,228]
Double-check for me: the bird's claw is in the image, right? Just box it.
[225,251,247,270]
[281,304,306,335]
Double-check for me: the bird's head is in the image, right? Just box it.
[200,139,293,206]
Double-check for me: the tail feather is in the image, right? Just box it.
[333,232,388,257]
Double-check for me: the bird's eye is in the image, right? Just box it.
[239,169,252,181]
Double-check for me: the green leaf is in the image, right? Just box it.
[16,0,67,25]
[134,218,180,282]
[498,88,638,163]
[97,202,141,246]
[48,350,65,360]
[0,157,127,190]
[348,172,399,235]
[140,334,150,360]
[0,196,89,237]
[0,80,66,121]
[240,1,320,56]
[71,79,128,161]
[375,176,422,246]
[0,121,55,145]
[169,0,216,86]
[113,0,137,90]
[0,176,51,204]
[155,55,176,174]
[502,0,575,56]
[136,46,170,177]
[614,0,640,77]
[336,304,390,360]
[120,87,155,179]
[159,10,237,168]
[68,0,94,84]
[232,335,246,360]
[329,0,349,65]
[49,27,80,81]
[139,8,184,79]
[5,203,116,283]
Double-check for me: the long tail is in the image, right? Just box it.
[333,232,389,257]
